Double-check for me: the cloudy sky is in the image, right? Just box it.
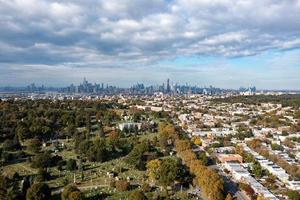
[0,0,300,89]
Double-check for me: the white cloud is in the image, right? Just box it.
[0,0,300,87]
[276,39,300,49]
[1,0,300,63]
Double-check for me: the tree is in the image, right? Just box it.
[0,175,8,199]
[22,176,31,197]
[146,159,161,182]
[243,152,255,163]
[225,193,232,200]
[61,185,82,200]
[235,144,244,156]
[107,130,120,149]
[243,185,255,197]
[252,161,263,178]
[198,151,208,166]
[195,167,224,200]
[192,163,224,200]
[26,183,51,200]
[248,139,262,150]
[286,190,300,200]
[16,123,28,142]
[129,190,147,200]
[158,123,176,150]
[158,158,179,187]
[98,121,105,137]
[88,138,107,162]
[125,140,149,170]
[271,143,283,151]
[7,186,23,200]
[257,195,268,200]
[66,159,77,171]
[57,160,66,172]
[115,180,129,192]
[180,149,197,166]
[27,139,42,153]
[68,191,82,200]
[175,139,191,153]
[192,136,202,146]
[36,168,50,182]
[2,139,21,151]
[85,113,91,135]
[31,151,52,169]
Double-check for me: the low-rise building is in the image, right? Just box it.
[286,180,300,191]
[118,122,141,131]
[216,154,243,163]
[224,162,278,200]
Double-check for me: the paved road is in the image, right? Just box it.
[209,164,249,200]
[235,191,250,200]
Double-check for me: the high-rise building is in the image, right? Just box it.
[166,78,171,93]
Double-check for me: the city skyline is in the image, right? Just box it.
[0,77,264,96]
[0,0,300,89]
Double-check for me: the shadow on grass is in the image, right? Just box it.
[84,193,111,200]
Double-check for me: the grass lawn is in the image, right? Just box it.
[137,131,157,141]
[2,161,37,177]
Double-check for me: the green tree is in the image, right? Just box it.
[66,159,77,171]
[26,183,51,200]
[88,138,107,162]
[31,151,52,169]
[61,185,82,200]
[271,143,283,151]
[0,175,8,199]
[7,186,23,200]
[198,151,208,166]
[158,158,179,187]
[27,138,42,153]
[85,113,91,136]
[286,190,300,200]
[125,140,149,170]
[129,190,147,200]
[2,139,21,151]
[252,161,263,178]
[22,176,31,197]
[36,168,50,182]
[16,123,28,142]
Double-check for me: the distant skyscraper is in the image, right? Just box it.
[166,78,171,93]
[83,77,87,85]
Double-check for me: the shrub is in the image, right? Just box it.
[129,190,147,200]
[61,185,81,200]
[26,183,51,200]
[115,180,129,192]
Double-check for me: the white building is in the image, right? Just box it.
[224,162,278,200]
[118,122,141,131]
[286,181,300,191]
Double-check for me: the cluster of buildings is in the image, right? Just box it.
[0,78,259,96]
[243,144,300,191]
[172,95,300,198]
[1,82,300,198]
[224,162,278,200]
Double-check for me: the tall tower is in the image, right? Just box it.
[166,78,171,93]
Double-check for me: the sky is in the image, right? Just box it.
[0,0,300,89]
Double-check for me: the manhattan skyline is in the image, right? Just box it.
[0,0,300,89]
